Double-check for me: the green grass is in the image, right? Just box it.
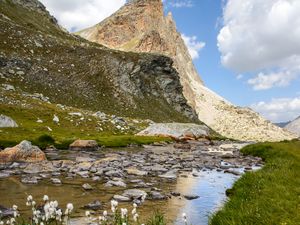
[0,94,171,149]
[210,140,300,225]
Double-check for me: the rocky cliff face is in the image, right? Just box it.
[0,0,198,123]
[77,0,297,142]
[285,117,300,137]
[77,0,203,110]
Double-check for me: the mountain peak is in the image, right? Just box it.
[77,0,297,142]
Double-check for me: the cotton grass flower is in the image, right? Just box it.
[65,203,74,216]
[43,195,49,202]
[26,195,33,206]
[133,213,139,222]
[103,210,107,217]
[121,208,128,219]
[110,200,118,213]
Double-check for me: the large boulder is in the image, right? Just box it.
[0,114,18,128]
[137,123,210,140]
[69,140,99,151]
[0,141,46,163]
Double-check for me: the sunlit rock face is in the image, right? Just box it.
[77,0,297,142]
[77,0,203,111]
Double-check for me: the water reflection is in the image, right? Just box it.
[171,170,238,225]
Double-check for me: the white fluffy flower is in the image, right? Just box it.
[0,221,4,225]
[103,210,107,217]
[67,203,73,211]
[53,201,58,208]
[121,208,128,219]
[85,211,90,217]
[43,195,49,202]
[133,213,139,222]
[65,203,74,216]
[9,218,15,225]
[27,195,33,202]
[131,208,136,215]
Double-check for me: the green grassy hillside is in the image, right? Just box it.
[0,0,198,123]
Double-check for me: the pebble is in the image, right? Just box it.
[51,178,62,184]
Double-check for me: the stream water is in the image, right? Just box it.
[0,142,262,224]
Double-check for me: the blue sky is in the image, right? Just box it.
[41,0,300,122]
[164,0,300,123]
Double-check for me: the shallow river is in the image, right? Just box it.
[0,142,261,224]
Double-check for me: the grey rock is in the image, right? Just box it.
[220,161,232,169]
[0,205,14,218]
[149,165,168,173]
[83,200,102,210]
[125,167,148,176]
[113,195,131,202]
[82,183,93,190]
[8,69,15,74]
[92,176,101,181]
[170,191,181,197]
[0,114,18,127]
[184,194,199,200]
[149,191,167,200]
[51,178,62,184]
[23,162,55,174]
[16,71,25,75]
[138,123,210,139]
[224,169,242,176]
[158,170,177,179]
[76,156,95,163]
[122,189,147,200]
[76,171,90,178]
[105,169,124,177]
[105,180,126,188]
[2,84,15,91]
[0,172,10,179]
[21,176,38,184]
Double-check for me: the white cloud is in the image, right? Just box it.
[251,97,300,122]
[182,34,205,60]
[165,0,194,8]
[218,0,300,90]
[247,71,297,90]
[39,0,126,32]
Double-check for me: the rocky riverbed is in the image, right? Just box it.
[0,140,262,224]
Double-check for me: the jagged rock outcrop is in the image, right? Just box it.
[285,117,300,137]
[0,0,198,123]
[77,0,297,142]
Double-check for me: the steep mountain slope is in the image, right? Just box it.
[77,0,297,142]
[285,117,300,136]
[0,0,198,124]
